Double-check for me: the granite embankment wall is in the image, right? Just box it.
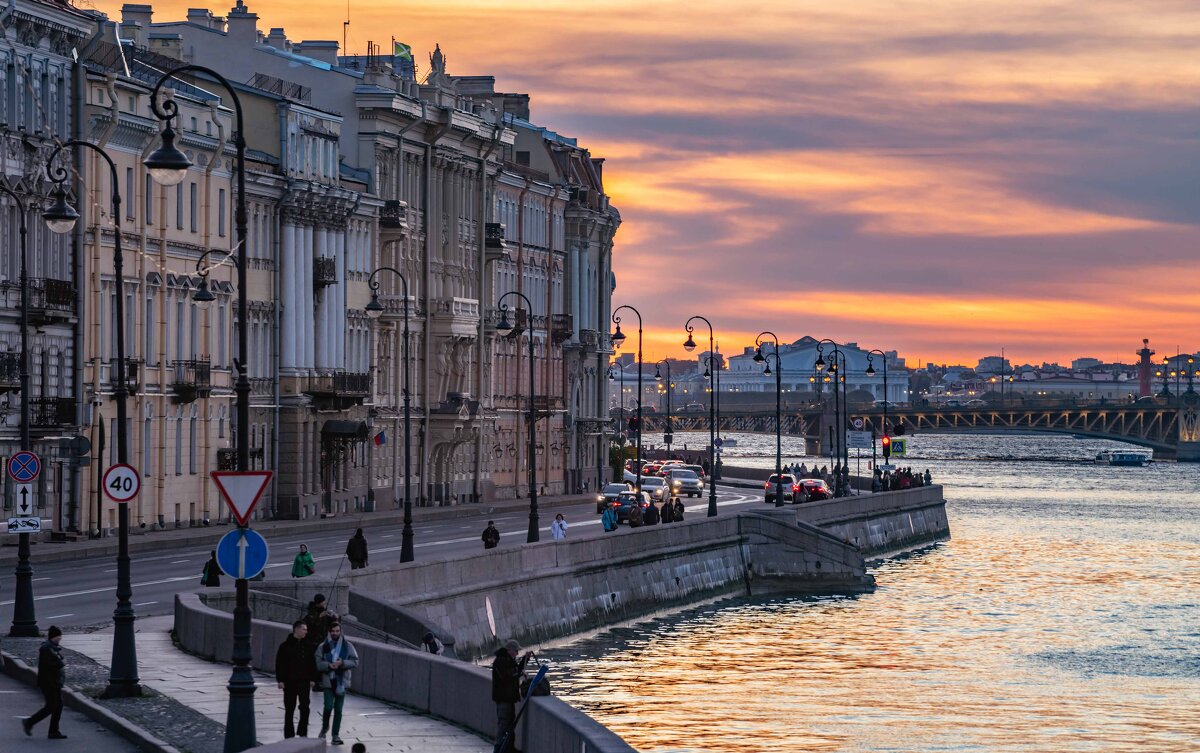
[175,592,634,753]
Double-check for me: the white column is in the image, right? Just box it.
[315,227,328,369]
[281,223,297,370]
[302,224,315,369]
[335,229,346,369]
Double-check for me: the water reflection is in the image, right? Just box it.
[540,433,1200,752]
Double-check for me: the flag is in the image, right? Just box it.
[373,431,387,446]
[393,41,412,61]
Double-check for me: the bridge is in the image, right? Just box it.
[639,397,1200,460]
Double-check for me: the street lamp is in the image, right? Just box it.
[611,306,643,494]
[146,65,253,751]
[683,315,719,517]
[43,141,139,696]
[814,340,848,497]
[654,360,673,455]
[754,332,785,508]
[864,349,890,440]
[2,182,37,638]
[1160,357,1171,398]
[365,267,414,561]
[496,291,540,542]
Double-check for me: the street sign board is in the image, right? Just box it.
[714,437,723,448]
[102,464,141,503]
[8,451,41,483]
[879,463,897,472]
[14,483,34,517]
[891,438,908,456]
[212,470,273,526]
[7,517,41,534]
[216,527,268,580]
[846,430,873,450]
[852,418,865,430]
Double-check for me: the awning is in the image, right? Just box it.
[321,420,368,439]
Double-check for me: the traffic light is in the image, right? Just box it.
[893,421,906,436]
[881,434,892,459]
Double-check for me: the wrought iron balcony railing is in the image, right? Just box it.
[170,358,212,403]
[381,199,406,229]
[314,256,338,288]
[551,313,573,344]
[30,396,76,428]
[0,351,20,393]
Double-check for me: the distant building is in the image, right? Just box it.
[975,356,1010,375]
[1071,357,1102,370]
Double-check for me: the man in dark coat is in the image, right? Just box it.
[643,500,660,526]
[23,625,67,739]
[276,619,317,738]
[346,528,369,570]
[303,594,335,650]
[482,521,500,550]
[492,639,531,753]
[201,550,222,587]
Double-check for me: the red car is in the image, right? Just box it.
[797,479,832,502]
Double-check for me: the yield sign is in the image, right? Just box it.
[211,471,273,526]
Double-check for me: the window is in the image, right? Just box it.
[175,415,183,475]
[218,189,226,237]
[190,116,197,132]
[125,167,134,219]
[144,297,156,365]
[189,182,198,232]
[217,301,227,367]
[142,416,152,477]
[176,184,183,229]
[144,173,154,224]
[174,298,184,361]
[189,414,197,474]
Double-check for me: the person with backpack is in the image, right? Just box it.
[201,550,221,587]
[628,503,644,528]
[601,504,618,532]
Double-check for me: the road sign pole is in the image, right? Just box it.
[8,451,42,638]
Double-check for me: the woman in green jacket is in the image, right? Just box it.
[291,543,316,578]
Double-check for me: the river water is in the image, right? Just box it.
[538,432,1200,752]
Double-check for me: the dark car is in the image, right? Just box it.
[597,482,632,513]
[614,491,652,523]
[798,478,832,501]
[676,464,706,479]
[764,474,798,504]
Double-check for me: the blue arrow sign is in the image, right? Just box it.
[216,528,269,581]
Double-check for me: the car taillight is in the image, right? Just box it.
[764,481,770,489]
[792,484,800,492]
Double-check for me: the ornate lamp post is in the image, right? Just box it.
[495,291,540,542]
[144,65,253,751]
[753,332,785,507]
[654,360,673,454]
[814,340,848,497]
[611,306,642,492]
[683,316,719,517]
[1160,357,1171,399]
[43,141,139,696]
[2,183,37,638]
[864,349,889,438]
[364,267,414,561]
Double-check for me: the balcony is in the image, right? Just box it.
[380,199,407,229]
[170,358,212,404]
[303,371,371,410]
[551,313,573,344]
[579,329,599,350]
[314,256,337,288]
[431,297,480,339]
[217,447,265,471]
[0,351,20,394]
[529,394,564,416]
[484,222,511,264]
[30,397,76,428]
[250,377,274,397]
[27,278,77,326]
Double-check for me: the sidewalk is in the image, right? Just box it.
[62,616,491,752]
[0,670,142,752]
[0,490,594,567]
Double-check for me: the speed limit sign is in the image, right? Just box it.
[852,418,865,429]
[102,464,141,503]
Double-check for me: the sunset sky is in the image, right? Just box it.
[90,0,1200,367]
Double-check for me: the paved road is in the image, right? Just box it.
[3,484,764,629]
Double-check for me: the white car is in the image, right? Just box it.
[666,469,703,498]
[637,476,669,501]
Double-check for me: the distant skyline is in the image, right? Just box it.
[89,0,1200,366]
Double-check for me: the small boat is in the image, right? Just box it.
[1095,450,1152,466]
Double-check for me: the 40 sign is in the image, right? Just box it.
[102,464,141,503]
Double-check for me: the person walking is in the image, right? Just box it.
[200,550,221,587]
[550,514,568,540]
[346,528,369,570]
[672,497,685,522]
[628,503,644,528]
[292,544,316,578]
[303,594,336,650]
[316,622,359,745]
[482,521,501,549]
[643,500,660,526]
[601,504,618,532]
[22,625,67,739]
[276,619,317,738]
[924,469,933,486]
[491,639,532,753]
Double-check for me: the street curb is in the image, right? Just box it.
[0,650,181,753]
[0,491,594,566]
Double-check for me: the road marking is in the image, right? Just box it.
[104,568,117,573]
[33,577,50,582]
[0,574,196,606]
[46,613,73,619]
[171,559,189,564]
[381,534,394,538]
[135,601,157,607]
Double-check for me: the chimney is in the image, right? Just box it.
[186,8,215,28]
[264,27,290,51]
[226,0,258,45]
[293,40,339,65]
[121,3,153,27]
[148,32,184,59]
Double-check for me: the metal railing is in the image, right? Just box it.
[304,371,371,396]
[0,351,19,391]
[170,358,212,402]
[314,256,337,287]
[29,396,76,428]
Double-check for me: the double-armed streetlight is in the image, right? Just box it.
[654,359,673,455]
[2,182,36,638]
[683,316,719,517]
[141,64,255,751]
[864,349,889,438]
[364,267,414,561]
[43,140,140,697]
[611,306,643,492]
[495,291,540,543]
[813,340,848,497]
[753,332,785,508]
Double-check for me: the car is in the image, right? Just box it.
[614,490,652,522]
[798,478,833,501]
[964,399,987,408]
[641,463,664,477]
[622,468,640,485]
[677,464,706,479]
[597,482,631,513]
[764,474,798,504]
[666,469,704,498]
[637,476,669,502]
[682,403,706,413]
[873,400,900,410]
[656,460,686,477]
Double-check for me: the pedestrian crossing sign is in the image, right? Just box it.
[891,438,907,456]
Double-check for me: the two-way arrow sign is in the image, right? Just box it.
[15,483,32,517]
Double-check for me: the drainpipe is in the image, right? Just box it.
[514,177,530,498]
[423,107,451,504]
[196,100,224,526]
[473,122,502,503]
